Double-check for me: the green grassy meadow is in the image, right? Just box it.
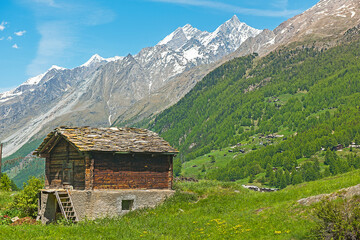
[0,169,359,239]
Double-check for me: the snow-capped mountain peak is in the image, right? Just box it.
[157,24,202,49]
[229,15,240,24]
[181,24,201,40]
[157,15,261,55]
[81,54,106,67]
[49,65,66,71]
[22,72,46,86]
[22,65,66,87]
[81,54,124,67]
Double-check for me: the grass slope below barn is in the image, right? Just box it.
[1,169,360,239]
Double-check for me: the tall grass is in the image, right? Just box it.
[0,169,359,239]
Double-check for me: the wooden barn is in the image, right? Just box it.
[35,126,178,223]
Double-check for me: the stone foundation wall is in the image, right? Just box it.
[39,189,174,224]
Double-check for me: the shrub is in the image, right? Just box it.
[10,177,44,218]
[0,173,12,191]
[173,158,182,177]
[312,197,360,239]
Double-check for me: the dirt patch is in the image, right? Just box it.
[255,207,270,214]
[11,217,38,226]
[174,177,198,182]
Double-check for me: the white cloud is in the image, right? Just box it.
[12,44,19,49]
[150,0,301,17]
[0,21,8,31]
[272,0,288,10]
[32,0,58,7]
[7,36,12,41]
[0,37,4,40]
[14,30,27,36]
[26,21,74,76]
[25,1,115,76]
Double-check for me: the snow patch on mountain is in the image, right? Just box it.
[184,48,202,60]
[106,56,123,62]
[0,90,23,103]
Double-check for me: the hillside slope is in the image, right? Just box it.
[149,31,360,160]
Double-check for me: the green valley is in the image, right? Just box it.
[138,33,360,190]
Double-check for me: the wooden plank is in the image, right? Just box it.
[84,154,92,190]
[39,135,58,154]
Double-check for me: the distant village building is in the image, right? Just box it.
[35,127,177,223]
[349,142,360,148]
[332,144,344,151]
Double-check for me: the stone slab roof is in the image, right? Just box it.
[34,126,178,155]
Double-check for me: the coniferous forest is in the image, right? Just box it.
[145,36,360,188]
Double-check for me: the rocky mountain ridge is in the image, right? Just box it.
[113,0,360,128]
[0,16,261,157]
[230,0,360,58]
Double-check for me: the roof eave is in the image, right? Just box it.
[114,151,178,155]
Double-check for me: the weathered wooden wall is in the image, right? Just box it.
[47,138,85,189]
[91,153,173,190]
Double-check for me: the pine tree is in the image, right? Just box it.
[332,151,339,161]
[284,153,297,171]
[354,133,360,145]
[265,165,273,178]
[173,158,182,177]
[284,169,291,185]
[249,174,255,183]
[313,157,321,172]
[259,176,266,184]
[275,170,282,187]
[329,160,340,175]
[279,173,287,189]
[323,167,331,177]
[269,172,276,186]
[324,148,333,165]
[291,171,303,185]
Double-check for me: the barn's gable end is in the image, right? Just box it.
[46,137,85,190]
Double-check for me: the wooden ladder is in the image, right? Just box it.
[55,190,79,222]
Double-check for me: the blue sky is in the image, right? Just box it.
[0,0,319,91]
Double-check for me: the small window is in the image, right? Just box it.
[122,200,134,211]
